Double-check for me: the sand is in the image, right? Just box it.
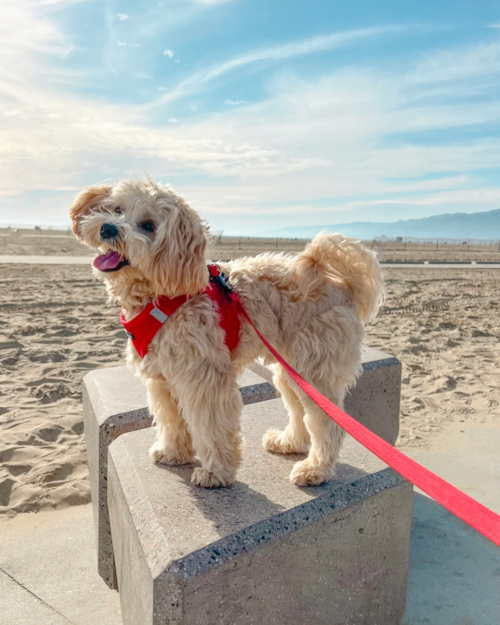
[0,235,498,516]
[2,229,500,262]
[0,265,125,514]
[366,268,499,447]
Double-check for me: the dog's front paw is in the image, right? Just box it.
[290,458,335,487]
[149,441,194,465]
[262,428,308,454]
[191,467,233,488]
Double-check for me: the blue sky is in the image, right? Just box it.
[0,0,499,234]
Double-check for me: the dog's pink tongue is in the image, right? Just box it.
[93,250,123,271]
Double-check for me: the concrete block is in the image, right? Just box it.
[82,366,276,588]
[108,399,413,625]
[85,347,400,589]
[250,345,401,445]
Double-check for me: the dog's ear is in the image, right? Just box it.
[150,198,209,297]
[69,185,112,240]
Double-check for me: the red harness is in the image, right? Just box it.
[120,265,241,358]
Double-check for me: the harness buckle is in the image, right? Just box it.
[208,264,233,297]
[124,329,135,341]
[218,272,233,293]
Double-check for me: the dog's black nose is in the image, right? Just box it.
[100,223,119,239]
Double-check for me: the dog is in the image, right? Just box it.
[69,177,383,488]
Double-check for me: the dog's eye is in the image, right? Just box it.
[114,207,123,215]
[138,220,155,233]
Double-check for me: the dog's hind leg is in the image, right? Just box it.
[148,379,195,465]
[262,364,310,454]
[178,373,243,488]
[289,378,346,486]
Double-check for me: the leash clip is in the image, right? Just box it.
[208,264,233,295]
[218,272,233,294]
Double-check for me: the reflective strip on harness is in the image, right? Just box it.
[150,307,168,324]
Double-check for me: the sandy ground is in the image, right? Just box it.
[211,237,500,263]
[2,230,499,262]
[0,232,87,257]
[366,268,499,446]
[0,265,124,514]
[0,238,498,515]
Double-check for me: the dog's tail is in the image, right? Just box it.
[294,233,384,323]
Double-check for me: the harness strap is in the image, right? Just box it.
[120,265,240,358]
[206,278,240,352]
[120,295,189,358]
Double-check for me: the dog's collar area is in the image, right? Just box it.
[119,294,189,354]
[119,264,240,358]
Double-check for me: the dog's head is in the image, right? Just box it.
[69,178,209,298]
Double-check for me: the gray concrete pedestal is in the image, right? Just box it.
[108,399,413,625]
[83,347,401,589]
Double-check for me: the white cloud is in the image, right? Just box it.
[163,49,174,57]
[1,108,28,118]
[154,25,407,105]
[224,99,246,106]
[117,41,141,47]
[0,2,69,60]
[394,188,500,207]
[408,41,500,85]
[116,13,129,20]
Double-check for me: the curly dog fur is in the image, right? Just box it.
[69,177,383,488]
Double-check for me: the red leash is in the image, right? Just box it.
[232,293,500,548]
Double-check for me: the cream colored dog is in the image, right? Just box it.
[69,178,383,488]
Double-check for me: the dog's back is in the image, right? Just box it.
[223,233,383,326]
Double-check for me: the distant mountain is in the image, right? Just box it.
[264,209,500,241]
